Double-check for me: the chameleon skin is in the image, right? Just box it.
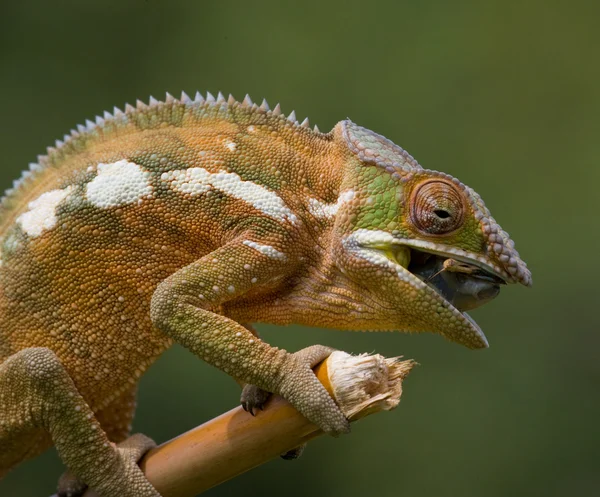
[0,92,531,496]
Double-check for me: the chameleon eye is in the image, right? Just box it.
[410,180,465,235]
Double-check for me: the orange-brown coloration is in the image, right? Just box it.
[0,92,530,497]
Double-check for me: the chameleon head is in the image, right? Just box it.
[332,120,532,349]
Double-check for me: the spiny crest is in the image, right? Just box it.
[2,91,325,207]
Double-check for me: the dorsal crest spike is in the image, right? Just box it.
[3,90,330,208]
[180,91,191,103]
[313,124,320,133]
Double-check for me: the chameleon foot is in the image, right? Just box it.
[57,434,156,497]
[279,345,350,436]
[240,345,350,436]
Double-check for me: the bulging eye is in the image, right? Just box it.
[410,180,465,235]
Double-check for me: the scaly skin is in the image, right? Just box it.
[0,91,531,496]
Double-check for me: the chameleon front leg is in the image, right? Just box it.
[0,348,159,497]
[151,237,350,436]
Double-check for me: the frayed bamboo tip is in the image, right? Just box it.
[81,352,415,497]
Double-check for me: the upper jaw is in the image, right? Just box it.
[394,238,511,284]
[349,229,507,284]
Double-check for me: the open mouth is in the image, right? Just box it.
[392,246,506,312]
[345,229,510,348]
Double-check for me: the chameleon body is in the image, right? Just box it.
[0,91,531,496]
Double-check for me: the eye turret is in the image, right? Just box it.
[410,180,465,235]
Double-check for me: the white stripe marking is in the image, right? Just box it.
[308,189,356,219]
[243,240,287,261]
[162,168,298,224]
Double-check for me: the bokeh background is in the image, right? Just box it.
[1,1,598,496]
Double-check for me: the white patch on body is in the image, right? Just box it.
[162,168,298,224]
[16,186,74,237]
[308,189,356,219]
[86,160,153,208]
[308,198,339,218]
[224,140,237,152]
[242,240,287,261]
[162,169,212,196]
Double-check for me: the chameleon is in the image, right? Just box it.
[0,91,531,497]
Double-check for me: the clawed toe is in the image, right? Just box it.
[240,384,271,415]
[57,470,88,497]
[281,444,306,460]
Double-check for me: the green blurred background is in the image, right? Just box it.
[1,1,598,496]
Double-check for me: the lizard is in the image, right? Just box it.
[0,91,531,497]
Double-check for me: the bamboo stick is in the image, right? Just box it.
[79,351,415,497]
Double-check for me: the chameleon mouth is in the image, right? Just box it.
[368,244,503,348]
[406,249,506,313]
[386,242,511,348]
[391,246,506,348]
[345,230,503,348]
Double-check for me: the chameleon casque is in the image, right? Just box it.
[0,91,531,496]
